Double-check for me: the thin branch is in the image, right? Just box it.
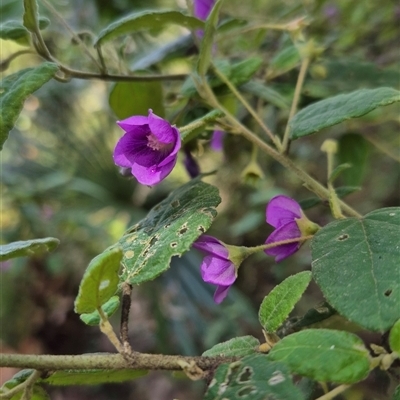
[0,353,238,373]
[315,384,351,400]
[199,78,362,218]
[39,0,103,71]
[211,64,280,148]
[281,56,310,152]
[120,283,133,353]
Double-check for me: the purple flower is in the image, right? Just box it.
[193,235,237,303]
[183,148,200,178]
[113,110,181,186]
[194,0,216,20]
[264,195,304,262]
[210,130,225,151]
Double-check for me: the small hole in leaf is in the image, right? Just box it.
[237,367,252,383]
[164,223,171,229]
[237,386,257,396]
[268,371,285,385]
[338,234,349,241]
[198,225,205,233]
[170,242,178,248]
[384,289,392,297]
[179,227,188,234]
[149,236,158,246]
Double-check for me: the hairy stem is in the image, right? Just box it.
[281,56,310,152]
[0,353,237,373]
[212,64,280,147]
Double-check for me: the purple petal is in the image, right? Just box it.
[193,235,229,259]
[210,130,224,151]
[194,0,216,20]
[266,195,302,228]
[148,110,176,143]
[117,115,149,131]
[114,127,165,168]
[264,221,302,262]
[200,255,236,285]
[131,157,177,186]
[213,285,230,303]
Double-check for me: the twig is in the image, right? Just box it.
[39,0,103,71]
[211,64,281,148]
[120,282,133,353]
[281,56,310,152]
[0,352,238,373]
[315,384,350,400]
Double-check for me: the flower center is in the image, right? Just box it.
[147,133,173,153]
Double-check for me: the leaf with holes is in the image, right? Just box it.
[0,237,59,261]
[268,329,370,383]
[95,10,203,46]
[119,178,220,285]
[312,207,400,332]
[0,62,59,150]
[203,336,260,357]
[204,355,304,400]
[74,246,123,314]
[259,271,312,333]
[290,88,400,139]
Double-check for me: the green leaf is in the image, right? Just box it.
[0,18,49,45]
[268,329,370,383]
[80,295,120,326]
[290,88,400,139]
[337,133,370,186]
[394,385,400,400]
[119,178,220,285]
[1,370,50,400]
[23,0,38,32]
[289,302,337,330]
[41,369,147,386]
[109,81,164,119]
[267,45,300,79]
[204,355,305,400]
[228,57,263,86]
[95,10,203,46]
[197,0,224,76]
[74,246,123,314]
[259,272,312,333]
[0,237,59,261]
[202,336,260,357]
[304,60,400,98]
[241,81,290,109]
[311,207,400,332]
[299,186,361,210]
[389,319,400,353]
[328,163,352,184]
[0,62,59,150]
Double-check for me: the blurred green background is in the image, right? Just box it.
[1,0,399,398]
